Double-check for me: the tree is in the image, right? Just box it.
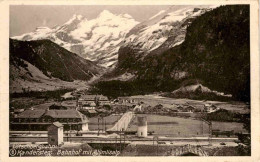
[236,113,250,155]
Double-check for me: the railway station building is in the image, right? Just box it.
[10,108,89,131]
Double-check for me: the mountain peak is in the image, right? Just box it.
[64,14,85,25]
[11,9,139,68]
[120,13,133,19]
[98,10,115,18]
[72,14,84,20]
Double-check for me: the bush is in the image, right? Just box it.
[205,109,243,122]
[10,88,74,100]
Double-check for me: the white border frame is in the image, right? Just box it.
[0,0,259,162]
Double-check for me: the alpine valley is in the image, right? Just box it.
[10,5,250,102]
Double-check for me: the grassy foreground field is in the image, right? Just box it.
[127,115,246,136]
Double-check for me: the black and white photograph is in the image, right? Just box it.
[0,1,259,160]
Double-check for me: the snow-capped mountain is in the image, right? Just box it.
[103,5,219,82]
[98,5,249,102]
[12,10,139,68]
[120,5,218,59]
[108,6,218,80]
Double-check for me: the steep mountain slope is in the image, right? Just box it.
[117,5,217,70]
[94,5,250,101]
[178,5,250,101]
[10,57,89,93]
[12,10,139,68]
[10,39,104,92]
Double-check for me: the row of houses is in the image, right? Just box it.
[77,95,109,109]
[175,103,219,113]
[115,97,142,104]
[136,103,219,114]
[10,94,111,132]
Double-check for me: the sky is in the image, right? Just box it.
[10,5,172,37]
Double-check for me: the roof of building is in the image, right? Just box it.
[45,110,82,119]
[79,95,109,101]
[16,110,46,118]
[61,101,77,107]
[204,103,211,107]
[31,104,51,110]
[79,95,97,100]
[49,104,67,110]
[97,95,109,101]
[186,105,196,109]
[89,102,96,107]
[77,111,88,122]
[16,109,86,120]
[176,105,184,109]
[87,109,97,114]
[52,122,63,127]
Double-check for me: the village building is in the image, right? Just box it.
[86,109,98,117]
[77,94,109,108]
[49,104,67,110]
[82,102,96,110]
[97,95,110,105]
[175,105,196,112]
[61,101,77,109]
[48,122,64,146]
[176,105,184,112]
[133,104,142,112]
[77,95,97,107]
[118,97,141,104]
[184,105,196,112]
[11,107,89,131]
[204,104,219,113]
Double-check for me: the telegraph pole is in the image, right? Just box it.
[208,121,212,146]
[69,124,71,142]
[120,129,122,152]
[66,121,69,142]
[115,136,117,151]
[124,131,126,145]
[98,118,100,136]
[153,136,159,156]
[157,137,159,156]
[102,117,104,132]
[105,120,106,132]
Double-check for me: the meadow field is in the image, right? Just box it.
[127,115,246,136]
